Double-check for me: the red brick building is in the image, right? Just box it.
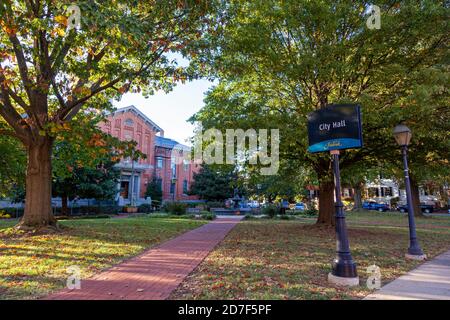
[98,105,199,204]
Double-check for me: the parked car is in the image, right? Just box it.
[248,201,260,208]
[294,202,306,211]
[362,201,390,212]
[397,203,434,214]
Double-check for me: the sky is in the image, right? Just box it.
[113,53,215,146]
[113,79,214,146]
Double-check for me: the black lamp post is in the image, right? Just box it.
[393,124,426,260]
[328,150,359,286]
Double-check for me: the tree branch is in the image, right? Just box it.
[8,34,34,102]
[0,91,32,144]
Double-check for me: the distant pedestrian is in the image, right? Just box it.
[280,199,289,215]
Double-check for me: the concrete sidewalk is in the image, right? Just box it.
[44,216,243,300]
[365,250,450,300]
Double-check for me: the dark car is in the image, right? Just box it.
[397,203,434,214]
[362,201,390,212]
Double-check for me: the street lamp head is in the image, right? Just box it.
[393,124,412,147]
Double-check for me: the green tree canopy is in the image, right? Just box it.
[189,164,236,201]
[145,176,163,204]
[0,121,26,199]
[190,0,449,225]
[0,0,211,228]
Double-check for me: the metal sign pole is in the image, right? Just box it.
[328,149,359,286]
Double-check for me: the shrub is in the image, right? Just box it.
[200,212,216,220]
[138,204,153,213]
[0,210,12,219]
[279,214,291,220]
[303,208,318,216]
[1,207,24,217]
[162,201,188,215]
[73,206,121,215]
[244,214,254,220]
[98,206,121,215]
[262,204,279,218]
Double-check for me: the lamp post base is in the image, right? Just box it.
[328,273,359,287]
[405,253,427,261]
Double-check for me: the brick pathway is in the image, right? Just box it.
[44,216,243,300]
[365,249,450,300]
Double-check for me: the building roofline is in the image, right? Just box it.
[155,136,191,151]
[111,105,163,133]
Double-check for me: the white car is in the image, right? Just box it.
[248,201,260,208]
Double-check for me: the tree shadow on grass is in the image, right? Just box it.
[0,274,65,300]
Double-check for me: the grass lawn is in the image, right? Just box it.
[171,211,450,300]
[0,216,206,300]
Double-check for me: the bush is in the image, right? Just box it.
[303,208,318,216]
[162,201,188,215]
[1,207,24,217]
[244,214,255,220]
[99,206,121,215]
[200,212,216,220]
[0,210,12,219]
[262,204,279,218]
[73,205,121,215]
[279,214,291,220]
[138,204,153,213]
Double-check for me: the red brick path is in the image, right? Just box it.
[44,216,243,300]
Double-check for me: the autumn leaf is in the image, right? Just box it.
[54,15,68,27]
[55,27,66,37]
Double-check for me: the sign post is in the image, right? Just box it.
[307,104,362,286]
[329,149,358,285]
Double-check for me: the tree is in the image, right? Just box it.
[0,123,26,199]
[190,0,448,225]
[52,149,120,215]
[1,112,138,214]
[0,1,211,229]
[341,164,381,210]
[51,112,142,215]
[244,160,310,203]
[189,165,236,201]
[145,177,163,204]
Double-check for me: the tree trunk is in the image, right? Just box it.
[61,194,69,216]
[316,179,335,226]
[18,138,57,229]
[353,181,363,210]
[410,176,424,217]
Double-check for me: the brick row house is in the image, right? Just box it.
[98,105,199,204]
